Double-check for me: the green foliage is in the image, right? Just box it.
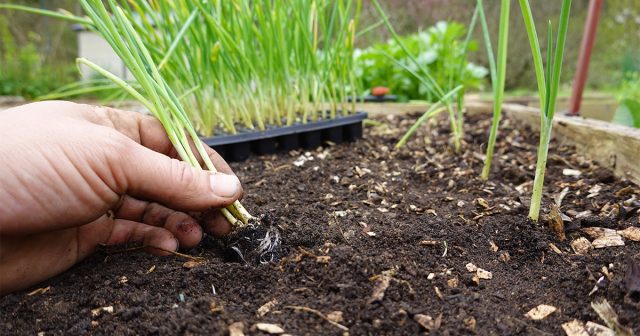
[354,21,487,102]
[618,72,640,102]
[0,15,75,99]
[612,72,640,128]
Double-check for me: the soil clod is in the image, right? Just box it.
[624,258,640,306]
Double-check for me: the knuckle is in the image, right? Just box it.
[103,134,135,191]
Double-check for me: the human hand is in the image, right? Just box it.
[0,101,243,295]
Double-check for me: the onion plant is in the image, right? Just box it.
[1,1,362,136]
[479,0,510,180]
[519,0,572,221]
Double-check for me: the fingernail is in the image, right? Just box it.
[160,238,179,252]
[209,173,240,198]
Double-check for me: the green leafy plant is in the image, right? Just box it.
[612,72,640,128]
[0,15,75,98]
[1,1,362,136]
[479,0,510,180]
[519,0,572,221]
[354,22,487,102]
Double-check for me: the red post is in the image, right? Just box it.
[567,0,603,116]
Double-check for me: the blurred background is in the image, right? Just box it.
[1,0,639,100]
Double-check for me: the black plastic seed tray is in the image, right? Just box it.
[202,112,368,162]
[347,95,398,103]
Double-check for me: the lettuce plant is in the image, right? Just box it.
[612,72,640,128]
[355,22,487,102]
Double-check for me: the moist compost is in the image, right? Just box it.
[1,112,639,335]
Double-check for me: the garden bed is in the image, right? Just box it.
[1,110,639,335]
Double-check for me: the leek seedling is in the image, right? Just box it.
[74,0,252,226]
[452,3,481,138]
[519,0,572,221]
[480,0,510,180]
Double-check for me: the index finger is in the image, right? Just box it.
[85,104,234,174]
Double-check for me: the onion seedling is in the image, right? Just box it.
[373,0,462,151]
[479,0,510,180]
[518,0,572,221]
[452,3,481,138]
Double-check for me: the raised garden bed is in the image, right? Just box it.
[1,106,639,335]
[504,94,619,122]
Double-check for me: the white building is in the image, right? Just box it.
[72,24,133,80]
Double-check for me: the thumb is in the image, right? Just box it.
[114,142,242,212]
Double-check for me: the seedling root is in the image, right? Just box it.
[223,214,282,265]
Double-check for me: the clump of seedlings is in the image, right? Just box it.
[2,0,362,136]
[70,0,253,227]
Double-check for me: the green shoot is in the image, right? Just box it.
[0,4,92,25]
[395,85,464,148]
[480,0,510,180]
[519,0,573,221]
[453,4,481,138]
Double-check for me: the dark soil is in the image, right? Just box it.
[2,112,639,335]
